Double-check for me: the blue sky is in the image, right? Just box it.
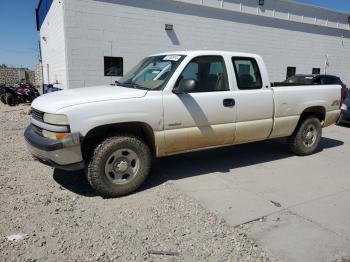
[0,0,38,69]
[0,0,349,69]
[295,0,350,13]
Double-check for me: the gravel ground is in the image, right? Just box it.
[0,103,276,261]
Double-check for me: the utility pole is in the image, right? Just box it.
[324,55,329,75]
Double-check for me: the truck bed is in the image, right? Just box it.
[269,84,341,138]
[271,82,317,87]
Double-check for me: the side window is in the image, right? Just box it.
[232,57,262,90]
[177,56,229,92]
[181,62,199,81]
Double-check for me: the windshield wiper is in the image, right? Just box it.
[118,82,149,90]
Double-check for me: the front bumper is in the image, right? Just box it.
[339,110,350,124]
[24,125,84,171]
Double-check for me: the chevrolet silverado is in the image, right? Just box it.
[25,51,342,197]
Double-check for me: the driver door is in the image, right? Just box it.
[162,55,236,155]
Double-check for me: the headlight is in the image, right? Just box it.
[42,130,69,140]
[43,113,69,125]
[341,104,347,111]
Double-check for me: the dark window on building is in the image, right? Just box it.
[312,68,320,74]
[232,57,262,90]
[286,67,296,78]
[104,57,123,77]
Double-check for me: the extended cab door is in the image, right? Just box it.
[162,55,236,155]
[230,56,274,144]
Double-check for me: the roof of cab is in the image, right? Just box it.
[152,50,261,58]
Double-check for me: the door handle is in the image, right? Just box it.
[223,98,235,107]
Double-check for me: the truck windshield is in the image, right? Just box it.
[117,55,185,90]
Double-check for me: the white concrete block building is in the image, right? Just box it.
[36,0,350,89]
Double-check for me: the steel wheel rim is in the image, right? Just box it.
[303,124,317,148]
[104,148,140,184]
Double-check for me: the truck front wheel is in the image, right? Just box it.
[87,134,152,198]
[289,116,322,156]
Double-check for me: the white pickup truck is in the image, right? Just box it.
[25,51,342,197]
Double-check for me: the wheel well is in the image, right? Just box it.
[81,122,156,160]
[299,106,326,123]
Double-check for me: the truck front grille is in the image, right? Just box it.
[31,108,44,122]
[32,124,43,136]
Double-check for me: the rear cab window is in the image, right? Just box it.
[232,57,262,90]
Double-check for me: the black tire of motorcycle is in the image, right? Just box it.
[5,94,16,106]
[0,94,7,104]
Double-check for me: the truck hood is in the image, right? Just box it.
[31,86,148,113]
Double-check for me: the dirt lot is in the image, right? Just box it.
[0,103,275,261]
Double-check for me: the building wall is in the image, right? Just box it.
[39,0,68,89]
[25,70,36,85]
[44,0,350,89]
[34,63,44,88]
[182,0,350,31]
[0,67,35,86]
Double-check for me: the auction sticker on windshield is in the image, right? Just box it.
[163,55,181,61]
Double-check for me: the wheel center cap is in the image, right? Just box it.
[306,132,313,139]
[114,160,129,173]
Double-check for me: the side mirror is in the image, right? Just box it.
[173,79,196,94]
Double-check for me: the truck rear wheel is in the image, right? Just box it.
[289,116,322,156]
[86,134,152,198]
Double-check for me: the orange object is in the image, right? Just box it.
[55,133,67,140]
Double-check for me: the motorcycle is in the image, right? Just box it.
[1,84,40,106]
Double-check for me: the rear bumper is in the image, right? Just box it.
[324,110,341,127]
[24,125,84,171]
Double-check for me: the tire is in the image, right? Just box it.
[28,94,36,103]
[5,94,16,106]
[87,134,152,198]
[289,116,322,156]
[0,94,7,104]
